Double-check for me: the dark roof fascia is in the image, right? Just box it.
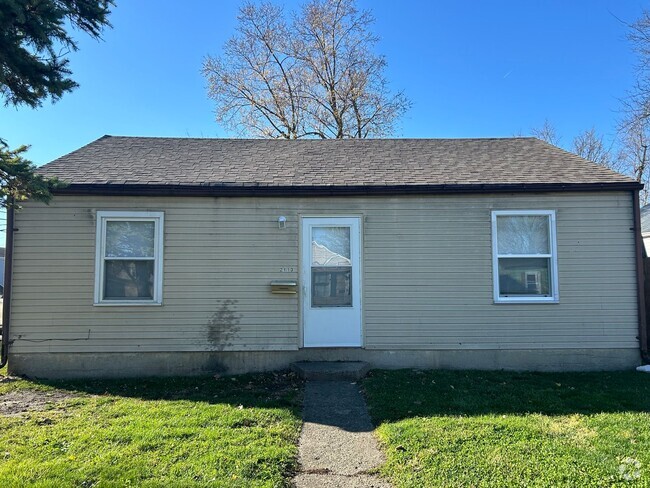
[51,181,643,197]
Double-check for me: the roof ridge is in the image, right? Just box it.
[101,135,539,142]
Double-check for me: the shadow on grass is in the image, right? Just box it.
[19,370,304,411]
[363,369,650,422]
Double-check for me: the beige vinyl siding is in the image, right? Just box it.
[9,192,638,353]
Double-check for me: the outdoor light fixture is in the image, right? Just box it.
[278,216,287,229]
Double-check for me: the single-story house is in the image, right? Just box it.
[2,136,647,378]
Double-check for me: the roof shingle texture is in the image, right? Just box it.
[38,136,635,187]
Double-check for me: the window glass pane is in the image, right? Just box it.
[498,257,551,296]
[104,260,154,300]
[106,221,155,258]
[311,266,352,307]
[497,215,549,255]
[312,227,351,266]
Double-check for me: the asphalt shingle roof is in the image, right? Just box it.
[38,136,637,192]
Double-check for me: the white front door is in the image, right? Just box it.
[301,217,362,347]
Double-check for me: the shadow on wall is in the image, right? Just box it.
[207,299,242,351]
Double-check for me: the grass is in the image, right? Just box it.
[0,365,53,394]
[5,365,649,487]
[0,367,303,487]
[363,369,650,488]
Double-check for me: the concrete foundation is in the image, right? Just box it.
[7,348,642,379]
[291,361,371,380]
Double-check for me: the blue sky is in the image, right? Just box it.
[0,0,646,166]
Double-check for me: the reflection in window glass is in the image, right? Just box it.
[498,257,550,296]
[497,215,549,255]
[312,267,352,307]
[312,227,351,266]
[104,260,154,299]
[106,221,155,257]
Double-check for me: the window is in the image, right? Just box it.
[94,211,164,305]
[311,226,352,307]
[491,210,558,303]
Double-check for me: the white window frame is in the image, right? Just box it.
[491,210,559,304]
[94,211,164,306]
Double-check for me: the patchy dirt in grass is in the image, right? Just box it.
[546,414,597,445]
[0,390,81,416]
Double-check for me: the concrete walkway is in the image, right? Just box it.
[293,380,391,487]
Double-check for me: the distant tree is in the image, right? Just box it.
[530,119,561,146]
[203,0,410,138]
[530,118,648,202]
[619,116,650,204]
[617,8,650,204]
[0,0,113,208]
[572,127,622,171]
[623,9,650,124]
[528,10,650,205]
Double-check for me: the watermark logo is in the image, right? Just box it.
[618,457,642,481]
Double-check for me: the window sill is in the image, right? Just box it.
[93,301,162,307]
[494,298,559,305]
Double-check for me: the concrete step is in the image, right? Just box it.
[291,361,371,381]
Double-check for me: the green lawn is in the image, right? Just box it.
[5,366,649,487]
[363,369,650,488]
[0,368,302,487]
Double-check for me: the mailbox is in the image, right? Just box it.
[270,280,298,294]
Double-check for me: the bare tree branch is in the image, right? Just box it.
[572,127,623,171]
[617,8,650,205]
[619,115,650,204]
[202,0,410,139]
[530,119,562,146]
[202,2,305,139]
